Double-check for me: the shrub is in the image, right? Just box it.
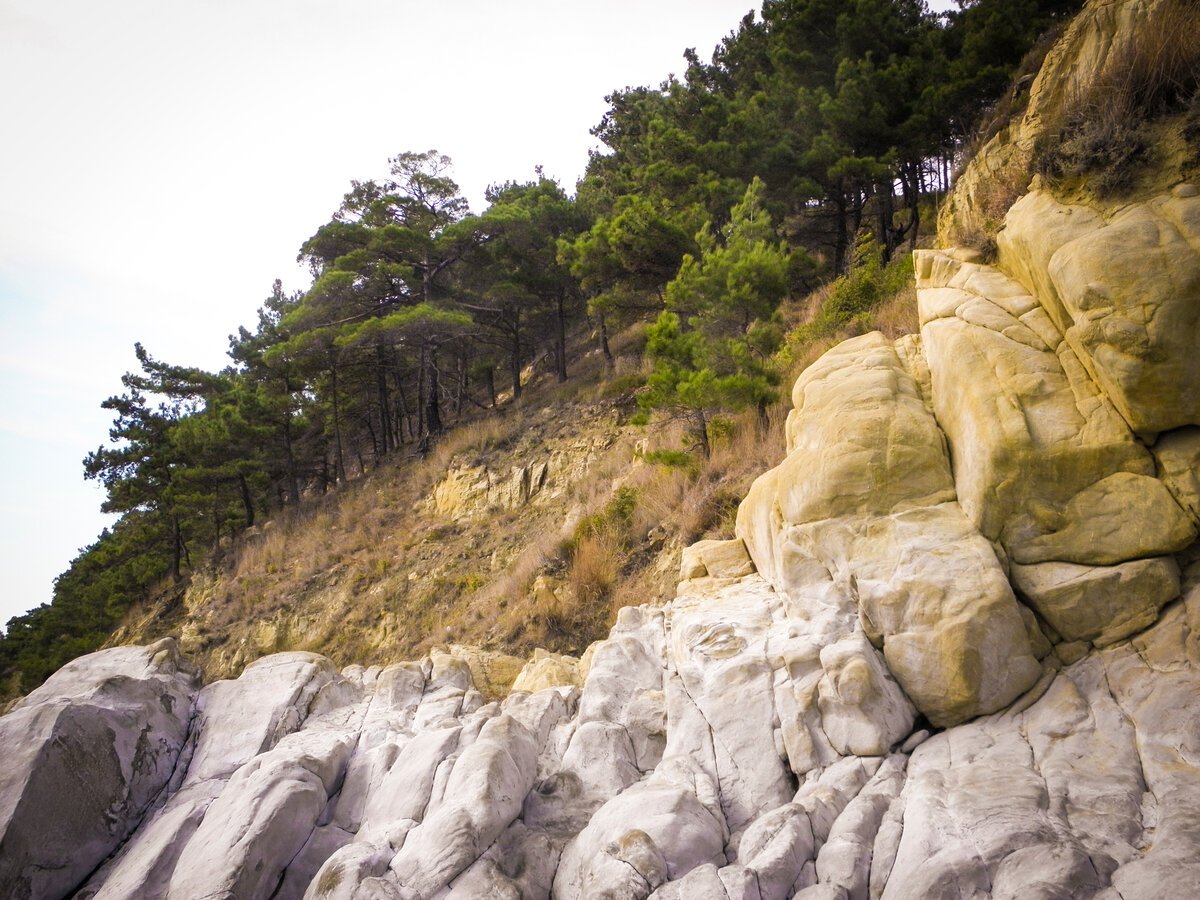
[642,449,697,470]
[1036,0,1200,195]
[783,241,915,350]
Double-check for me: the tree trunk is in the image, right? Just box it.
[282,400,301,506]
[455,346,468,417]
[239,472,255,527]
[376,345,392,455]
[395,375,412,445]
[833,190,849,275]
[877,181,896,263]
[417,346,427,439]
[425,345,443,436]
[555,293,568,382]
[599,312,613,366]
[422,254,435,304]
[509,308,523,401]
[902,162,921,251]
[328,352,348,487]
[693,408,711,458]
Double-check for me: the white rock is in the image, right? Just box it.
[390,715,539,896]
[0,639,198,900]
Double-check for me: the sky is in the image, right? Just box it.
[0,0,958,631]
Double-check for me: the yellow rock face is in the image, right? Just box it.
[1000,186,1200,437]
[511,649,582,693]
[678,539,755,581]
[736,332,1040,727]
[939,0,1163,243]
[915,249,1195,566]
[1011,557,1180,647]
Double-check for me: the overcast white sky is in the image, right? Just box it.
[0,0,957,631]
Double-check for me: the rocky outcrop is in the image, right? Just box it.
[5,3,1200,898]
[999,184,1200,438]
[735,331,1040,727]
[5,573,1200,899]
[0,639,199,900]
[938,0,1169,242]
[430,426,618,520]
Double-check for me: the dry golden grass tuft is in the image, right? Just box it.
[1037,0,1200,196]
[871,282,921,341]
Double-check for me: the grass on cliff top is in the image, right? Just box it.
[1035,0,1200,198]
[777,241,919,377]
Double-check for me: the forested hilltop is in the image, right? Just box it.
[1,0,1083,697]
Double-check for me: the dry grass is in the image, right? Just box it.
[630,408,786,544]
[870,282,921,341]
[565,534,621,616]
[1036,0,1200,195]
[426,413,524,471]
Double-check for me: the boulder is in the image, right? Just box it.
[914,249,1194,566]
[999,186,1200,437]
[1011,556,1180,647]
[165,724,357,900]
[511,648,582,693]
[390,715,540,896]
[1152,425,1200,525]
[0,639,198,900]
[736,332,1040,726]
[679,538,755,581]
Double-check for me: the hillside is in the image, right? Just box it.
[5,0,1200,898]
[100,264,918,687]
[106,351,772,683]
[0,0,1078,700]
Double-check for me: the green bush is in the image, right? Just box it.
[785,242,915,349]
[643,449,696,469]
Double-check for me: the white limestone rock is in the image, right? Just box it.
[165,723,357,900]
[553,757,728,899]
[390,714,539,897]
[183,651,346,786]
[0,639,198,900]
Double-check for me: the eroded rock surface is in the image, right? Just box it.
[6,5,1200,898]
[0,639,199,900]
[7,578,1199,900]
[1000,185,1200,438]
[735,331,1040,727]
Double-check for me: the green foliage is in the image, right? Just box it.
[599,372,647,399]
[638,180,790,454]
[569,486,640,550]
[786,239,915,348]
[642,448,698,470]
[561,194,697,322]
